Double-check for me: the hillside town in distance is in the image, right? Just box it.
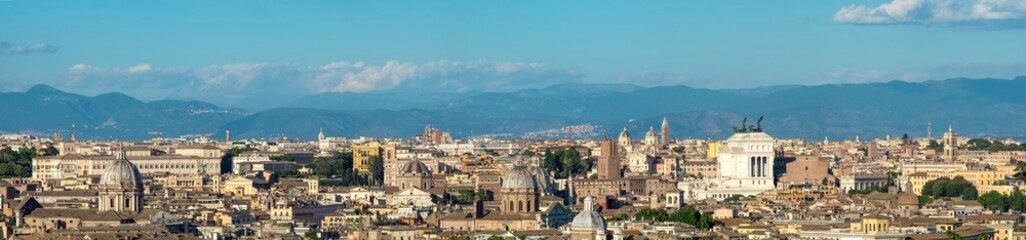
[1,119,1026,240]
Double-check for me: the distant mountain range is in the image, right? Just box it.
[0,84,248,140]
[4,76,1026,140]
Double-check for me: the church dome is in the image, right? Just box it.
[571,196,606,229]
[400,159,432,176]
[502,166,537,190]
[99,157,143,191]
[645,126,658,145]
[618,127,631,140]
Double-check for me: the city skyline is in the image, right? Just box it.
[5,2,1026,239]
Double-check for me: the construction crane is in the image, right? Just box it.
[147,131,163,139]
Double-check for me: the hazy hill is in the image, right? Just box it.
[5,77,1026,140]
[723,77,1026,139]
[220,108,568,139]
[0,84,248,139]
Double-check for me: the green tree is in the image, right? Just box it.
[42,146,59,156]
[150,149,167,156]
[277,165,303,178]
[543,148,591,178]
[723,195,744,202]
[0,147,37,178]
[606,213,630,221]
[521,150,536,157]
[270,155,295,162]
[477,190,493,201]
[921,176,977,200]
[221,147,256,174]
[303,152,367,186]
[918,195,934,207]
[967,138,1026,152]
[927,140,943,151]
[368,155,384,186]
[635,206,715,230]
[978,190,1008,211]
[634,208,668,221]
[945,230,964,240]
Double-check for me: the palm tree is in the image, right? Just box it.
[945,230,964,240]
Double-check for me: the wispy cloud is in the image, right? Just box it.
[614,72,696,87]
[62,60,582,106]
[834,0,1026,27]
[0,41,59,55]
[821,63,1026,84]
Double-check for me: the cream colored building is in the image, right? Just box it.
[221,176,267,196]
[174,145,222,158]
[33,154,220,181]
[681,131,776,201]
[907,168,1011,195]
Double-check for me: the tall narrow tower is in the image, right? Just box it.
[660,116,670,146]
[226,129,232,143]
[597,138,621,179]
[943,125,958,161]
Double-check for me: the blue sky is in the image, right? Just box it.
[2,0,1026,107]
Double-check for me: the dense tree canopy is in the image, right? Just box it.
[444,190,493,204]
[542,148,593,178]
[634,206,716,229]
[269,155,295,162]
[42,146,59,156]
[0,147,37,178]
[1012,162,1026,182]
[966,138,1026,152]
[976,189,1026,212]
[927,140,943,152]
[921,176,978,200]
[368,155,384,186]
[278,152,370,187]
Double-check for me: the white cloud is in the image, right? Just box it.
[126,64,152,73]
[61,60,582,106]
[315,61,418,93]
[834,0,1026,26]
[0,41,59,55]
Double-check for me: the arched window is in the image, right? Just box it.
[518,201,524,212]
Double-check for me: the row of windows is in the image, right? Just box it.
[747,145,772,151]
[506,200,533,212]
